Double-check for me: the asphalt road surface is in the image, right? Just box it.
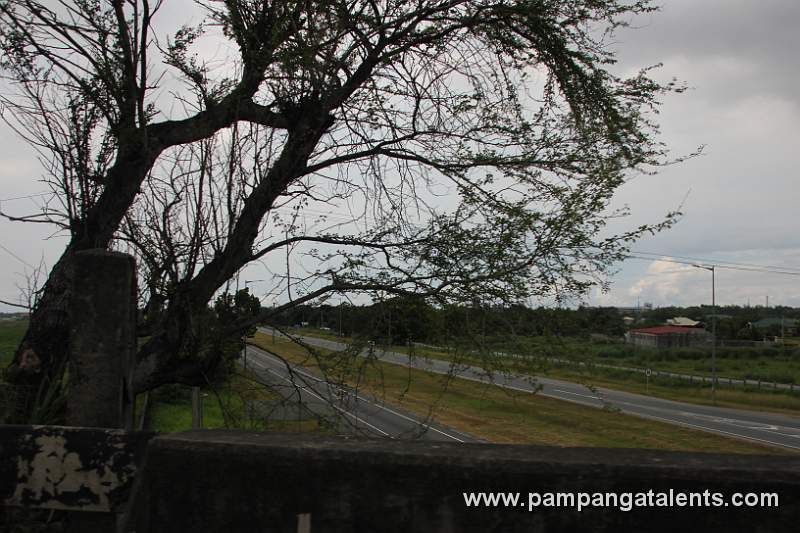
[256,327,800,451]
[243,343,478,442]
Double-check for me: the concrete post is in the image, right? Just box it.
[191,386,203,429]
[65,250,136,429]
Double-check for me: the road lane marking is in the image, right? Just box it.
[253,333,800,450]
[247,355,390,436]
[393,356,800,448]
[552,389,601,401]
[264,366,391,436]
[248,347,466,442]
[620,410,800,451]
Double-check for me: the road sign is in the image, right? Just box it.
[646,368,652,377]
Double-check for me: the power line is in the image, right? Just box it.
[4,194,798,277]
[0,191,53,202]
[630,249,800,274]
[624,254,800,277]
[0,242,36,269]
[274,213,800,274]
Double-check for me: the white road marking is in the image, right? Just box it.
[620,410,800,451]
[552,389,601,401]
[254,332,800,450]
[247,347,466,442]
[249,356,390,436]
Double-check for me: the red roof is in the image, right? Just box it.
[629,326,704,335]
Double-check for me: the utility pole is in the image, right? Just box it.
[781,315,785,352]
[693,264,716,404]
[710,266,716,404]
[482,309,486,343]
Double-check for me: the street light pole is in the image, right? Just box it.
[693,264,716,404]
[711,266,716,404]
[339,299,343,337]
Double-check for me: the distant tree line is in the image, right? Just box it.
[269,298,628,344]
[268,300,800,344]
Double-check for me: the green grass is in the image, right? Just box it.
[475,353,800,415]
[144,367,322,433]
[538,366,800,415]
[250,332,794,455]
[0,320,321,433]
[389,333,800,385]
[480,335,800,384]
[292,328,800,415]
[295,327,345,342]
[0,319,27,368]
[146,398,195,432]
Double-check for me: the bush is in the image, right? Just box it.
[156,383,192,404]
[596,347,634,359]
[742,372,796,385]
[650,348,705,361]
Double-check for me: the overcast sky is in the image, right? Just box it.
[1,1,799,311]
[589,0,800,308]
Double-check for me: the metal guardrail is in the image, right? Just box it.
[411,343,797,392]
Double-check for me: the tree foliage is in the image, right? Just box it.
[0,0,685,422]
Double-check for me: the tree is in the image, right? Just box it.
[200,288,263,384]
[0,0,684,423]
[371,296,437,344]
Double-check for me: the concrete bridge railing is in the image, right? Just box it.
[2,425,799,532]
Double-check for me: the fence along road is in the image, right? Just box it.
[411,342,797,392]
[257,328,800,451]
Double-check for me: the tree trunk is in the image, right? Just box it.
[3,140,157,424]
[2,252,73,424]
[4,110,332,421]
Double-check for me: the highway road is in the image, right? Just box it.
[432,345,796,391]
[243,343,479,443]
[256,327,800,451]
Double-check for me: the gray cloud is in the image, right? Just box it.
[2,1,799,311]
[613,0,800,104]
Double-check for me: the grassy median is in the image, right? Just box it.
[250,332,795,455]
[527,366,800,415]
[293,327,800,415]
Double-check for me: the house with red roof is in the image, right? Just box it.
[625,325,711,348]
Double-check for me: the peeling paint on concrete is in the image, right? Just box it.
[1,425,154,512]
[12,433,127,510]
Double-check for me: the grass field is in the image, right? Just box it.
[249,332,794,455]
[295,327,800,384]
[537,366,800,415]
[0,321,800,444]
[0,319,27,368]
[144,368,322,433]
[292,327,800,415]
[455,334,800,384]
[0,320,320,432]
